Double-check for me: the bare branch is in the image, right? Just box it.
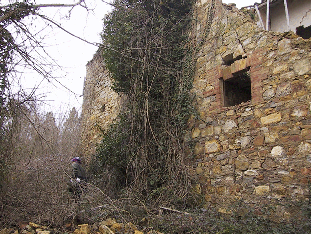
[101,0,116,7]
[35,13,100,47]
[33,0,84,9]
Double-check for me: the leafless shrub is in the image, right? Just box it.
[0,105,82,228]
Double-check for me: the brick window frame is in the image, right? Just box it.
[205,49,267,114]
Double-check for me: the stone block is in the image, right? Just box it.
[231,59,247,74]
[294,59,310,76]
[272,183,287,195]
[223,119,237,132]
[99,225,114,234]
[217,153,229,161]
[255,185,270,195]
[291,80,305,93]
[276,83,291,97]
[273,64,289,74]
[192,128,201,138]
[244,170,258,176]
[222,165,234,174]
[134,231,144,234]
[201,126,214,137]
[250,160,261,169]
[235,155,249,171]
[100,218,117,227]
[281,175,293,184]
[254,109,263,118]
[278,39,291,54]
[214,126,222,135]
[226,110,235,116]
[217,46,227,55]
[306,79,311,91]
[233,44,245,59]
[291,108,308,117]
[263,88,275,100]
[194,143,204,155]
[298,142,311,153]
[223,32,237,45]
[77,224,91,234]
[262,158,277,169]
[260,113,282,125]
[236,22,255,39]
[229,144,241,150]
[222,66,233,80]
[280,71,295,80]
[241,108,253,117]
[110,223,124,233]
[193,79,207,90]
[301,167,311,175]
[239,136,252,148]
[203,85,216,97]
[258,35,269,47]
[302,129,311,140]
[253,135,264,146]
[205,140,221,153]
[197,56,207,68]
[264,132,278,143]
[271,146,286,157]
[199,123,207,129]
[280,135,301,144]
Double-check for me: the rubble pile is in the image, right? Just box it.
[0,219,163,234]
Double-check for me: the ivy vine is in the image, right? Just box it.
[96,0,197,206]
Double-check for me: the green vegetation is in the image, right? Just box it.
[96,0,197,205]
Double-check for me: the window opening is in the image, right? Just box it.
[222,70,251,107]
[296,25,311,39]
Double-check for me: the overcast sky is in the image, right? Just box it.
[22,0,112,116]
[6,0,258,117]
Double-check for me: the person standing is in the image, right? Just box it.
[69,157,87,200]
[71,157,87,181]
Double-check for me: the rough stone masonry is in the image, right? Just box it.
[81,0,311,219]
[189,0,311,218]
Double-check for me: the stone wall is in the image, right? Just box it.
[189,0,311,216]
[81,0,311,216]
[80,51,124,162]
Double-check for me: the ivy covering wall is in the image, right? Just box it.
[96,0,197,204]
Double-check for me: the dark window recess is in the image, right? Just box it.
[296,25,311,39]
[223,71,251,107]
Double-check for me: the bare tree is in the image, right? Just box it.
[0,0,112,227]
[60,107,81,159]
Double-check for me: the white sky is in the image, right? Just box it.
[5,0,112,117]
[6,0,258,117]
[32,0,112,116]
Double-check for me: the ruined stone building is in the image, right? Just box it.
[81,0,311,217]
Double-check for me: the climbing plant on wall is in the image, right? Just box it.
[97,0,197,205]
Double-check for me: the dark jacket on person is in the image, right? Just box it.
[72,161,87,180]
